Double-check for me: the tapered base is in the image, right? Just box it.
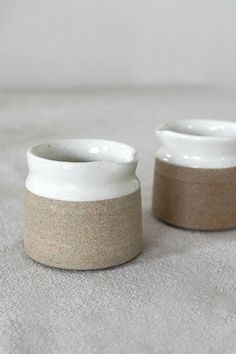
[24,190,142,270]
[152,159,236,230]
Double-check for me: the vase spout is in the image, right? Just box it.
[155,119,236,168]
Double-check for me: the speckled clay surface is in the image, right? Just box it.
[25,190,142,269]
[153,159,236,230]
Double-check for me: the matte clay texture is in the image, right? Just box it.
[24,190,142,269]
[153,159,236,230]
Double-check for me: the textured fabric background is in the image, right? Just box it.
[1,87,236,354]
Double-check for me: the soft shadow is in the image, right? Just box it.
[141,208,236,260]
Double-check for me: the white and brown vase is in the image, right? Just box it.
[153,120,236,230]
[24,139,142,269]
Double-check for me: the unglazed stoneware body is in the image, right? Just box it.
[153,120,236,230]
[24,139,142,269]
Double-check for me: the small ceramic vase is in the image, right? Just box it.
[152,119,236,230]
[24,139,142,269]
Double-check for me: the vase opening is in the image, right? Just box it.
[158,119,236,138]
[29,139,137,164]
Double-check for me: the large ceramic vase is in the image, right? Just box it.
[152,119,236,230]
[24,139,142,269]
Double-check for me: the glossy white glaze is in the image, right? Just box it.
[26,139,140,201]
[155,119,236,168]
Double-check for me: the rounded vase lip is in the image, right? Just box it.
[155,119,236,169]
[156,119,236,142]
[26,139,140,202]
[28,139,138,166]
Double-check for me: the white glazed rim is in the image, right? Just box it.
[156,119,236,141]
[28,139,138,165]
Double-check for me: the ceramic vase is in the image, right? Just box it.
[24,139,142,269]
[153,119,236,230]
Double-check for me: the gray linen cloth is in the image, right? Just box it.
[1,87,236,354]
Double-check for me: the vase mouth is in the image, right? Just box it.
[26,139,139,201]
[28,139,138,165]
[155,119,236,168]
[156,119,236,141]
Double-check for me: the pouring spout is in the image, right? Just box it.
[155,119,236,168]
[155,126,178,148]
